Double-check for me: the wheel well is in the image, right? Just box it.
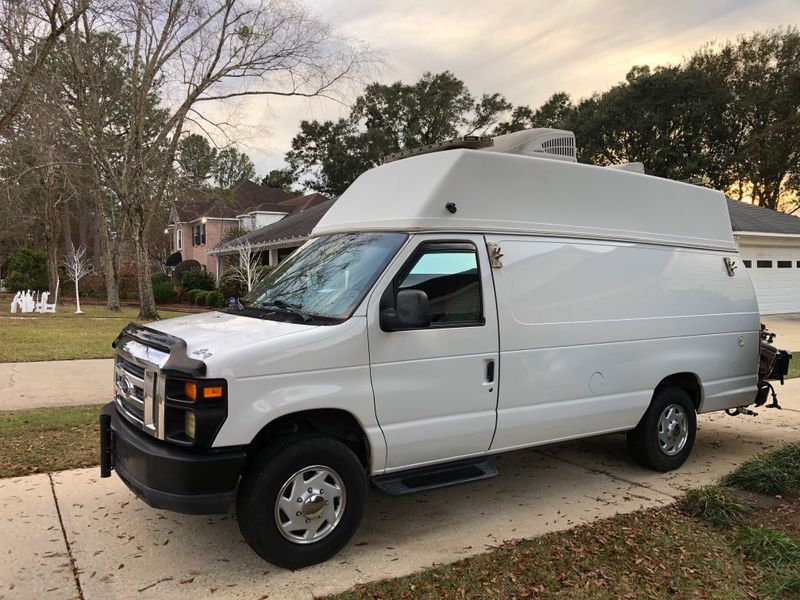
[247,409,370,469]
[655,373,702,410]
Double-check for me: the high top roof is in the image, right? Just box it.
[313,149,737,252]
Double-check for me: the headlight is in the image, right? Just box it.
[185,411,196,439]
[165,378,228,447]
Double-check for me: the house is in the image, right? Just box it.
[728,198,800,314]
[164,180,328,280]
[209,198,335,268]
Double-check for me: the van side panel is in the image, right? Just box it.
[487,235,760,452]
[210,318,388,472]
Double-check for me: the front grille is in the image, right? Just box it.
[115,355,146,421]
[114,339,169,439]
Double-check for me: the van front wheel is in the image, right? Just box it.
[627,387,696,472]
[236,435,366,569]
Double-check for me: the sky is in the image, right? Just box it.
[215,0,800,178]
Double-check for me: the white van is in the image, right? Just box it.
[100,130,782,569]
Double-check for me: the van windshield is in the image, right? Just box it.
[241,232,407,322]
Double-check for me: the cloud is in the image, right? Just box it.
[199,0,800,177]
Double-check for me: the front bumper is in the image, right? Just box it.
[99,403,246,515]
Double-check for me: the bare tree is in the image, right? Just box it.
[0,0,89,133]
[229,239,266,293]
[61,242,91,313]
[63,0,373,319]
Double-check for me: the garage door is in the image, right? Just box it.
[738,245,800,314]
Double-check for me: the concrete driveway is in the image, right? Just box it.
[763,314,800,351]
[3,380,800,600]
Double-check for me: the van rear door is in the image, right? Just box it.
[367,234,499,470]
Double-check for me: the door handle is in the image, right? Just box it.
[486,360,495,383]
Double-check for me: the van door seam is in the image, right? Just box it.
[484,234,502,451]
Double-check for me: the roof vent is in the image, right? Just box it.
[483,128,577,163]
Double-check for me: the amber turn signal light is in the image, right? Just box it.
[203,386,223,399]
[184,381,222,401]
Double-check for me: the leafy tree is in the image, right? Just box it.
[261,168,298,193]
[6,247,48,291]
[688,29,800,210]
[568,65,727,181]
[178,134,217,187]
[286,118,375,196]
[494,92,574,134]
[286,71,513,196]
[213,147,256,189]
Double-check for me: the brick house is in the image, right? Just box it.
[210,197,335,268]
[165,180,329,281]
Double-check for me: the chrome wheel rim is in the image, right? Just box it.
[274,465,346,544]
[657,403,689,456]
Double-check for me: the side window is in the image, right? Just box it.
[396,248,483,326]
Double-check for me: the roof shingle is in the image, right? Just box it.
[214,199,335,252]
[172,181,295,222]
[726,198,800,235]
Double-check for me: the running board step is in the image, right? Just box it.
[372,457,497,495]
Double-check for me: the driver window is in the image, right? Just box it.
[397,249,483,326]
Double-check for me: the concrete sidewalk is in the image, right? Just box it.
[2,381,800,600]
[0,359,112,410]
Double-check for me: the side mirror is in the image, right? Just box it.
[380,289,430,331]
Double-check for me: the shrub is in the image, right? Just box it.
[207,291,225,307]
[218,268,247,299]
[6,248,48,291]
[153,281,177,304]
[151,272,169,286]
[683,485,750,529]
[180,268,215,292]
[173,259,202,283]
[184,289,201,304]
[736,526,800,566]
[193,290,212,306]
[723,442,800,496]
[255,264,274,279]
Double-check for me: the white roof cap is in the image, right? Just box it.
[313,149,736,252]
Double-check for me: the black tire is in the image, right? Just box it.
[236,434,366,569]
[627,387,697,472]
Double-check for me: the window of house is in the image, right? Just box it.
[778,260,792,268]
[396,245,483,326]
[757,260,773,268]
[193,223,206,246]
[176,228,182,250]
[278,247,295,263]
[743,260,752,268]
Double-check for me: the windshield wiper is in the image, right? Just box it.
[258,299,313,322]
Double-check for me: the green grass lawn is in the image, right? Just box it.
[0,404,102,477]
[0,303,187,362]
[787,354,800,380]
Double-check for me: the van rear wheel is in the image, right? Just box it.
[236,435,366,569]
[627,387,696,472]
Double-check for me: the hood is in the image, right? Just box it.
[146,310,314,361]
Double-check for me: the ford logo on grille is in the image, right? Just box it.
[119,374,135,397]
